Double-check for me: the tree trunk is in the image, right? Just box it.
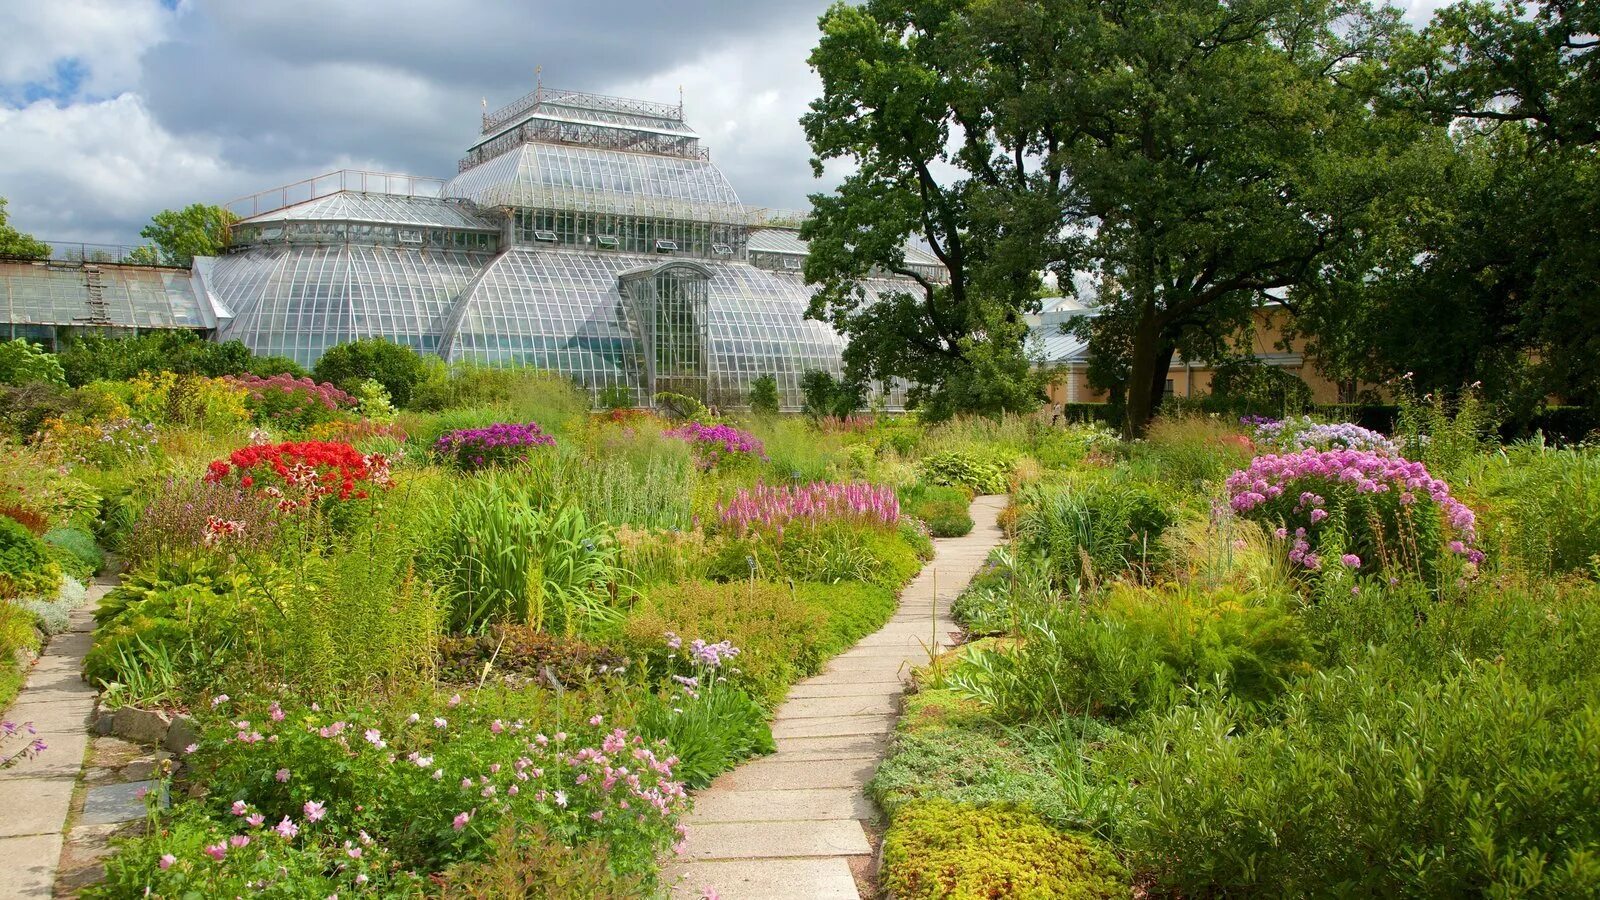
[1123,313,1176,439]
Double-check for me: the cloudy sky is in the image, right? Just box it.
[0,0,1450,247]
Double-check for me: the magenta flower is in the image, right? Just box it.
[1340,554,1361,568]
[452,811,471,831]
[158,853,175,870]
[203,842,227,861]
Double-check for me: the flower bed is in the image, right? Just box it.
[665,422,766,469]
[1243,415,1396,455]
[204,441,392,509]
[225,375,354,429]
[717,481,900,536]
[432,422,556,471]
[1226,447,1480,575]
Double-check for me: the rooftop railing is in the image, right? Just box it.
[745,207,811,227]
[0,241,183,268]
[224,170,446,220]
[483,86,685,135]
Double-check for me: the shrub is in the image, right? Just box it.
[85,565,254,703]
[1018,482,1174,586]
[0,515,59,600]
[716,481,900,536]
[18,575,87,636]
[423,478,622,636]
[42,527,100,579]
[224,373,354,429]
[435,824,645,899]
[437,626,628,687]
[1101,658,1600,897]
[312,337,426,407]
[596,383,634,411]
[881,800,1128,900]
[0,338,65,386]
[56,331,254,386]
[914,499,973,537]
[665,421,765,469]
[748,374,781,416]
[1226,448,1480,580]
[1465,445,1600,576]
[433,421,557,471]
[918,450,1010,495]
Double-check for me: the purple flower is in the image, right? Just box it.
[1340,553,1361,568]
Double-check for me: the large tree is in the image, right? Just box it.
[0,197,50,260]
[803,0,1410,434]
[135,203,238,267]
[801,0,1072,419]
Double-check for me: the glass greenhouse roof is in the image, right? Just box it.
[238,192,497,231]
[0,259,210,330]
[445,142,744,223]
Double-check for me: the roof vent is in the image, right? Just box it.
[399,229,423,244]
[532,229,558,243]
[654,239,678,253]
[711,242,734,256]
[596,235,620,249]
[782,256,803,270]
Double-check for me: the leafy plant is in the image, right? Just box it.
[918,449,1011,495]
[748,374,781,416]
[0,515,60,600]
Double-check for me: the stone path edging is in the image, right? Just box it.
[0,580,112,898]
[667,496,1006,899]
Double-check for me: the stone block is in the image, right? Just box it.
[112,707,171,745]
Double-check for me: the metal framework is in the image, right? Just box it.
[224,170,447,220]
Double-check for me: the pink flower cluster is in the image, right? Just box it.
[1227,447,1482,568]
[226,374,354,411]
[666,422,766,468]
[717,481,900,536]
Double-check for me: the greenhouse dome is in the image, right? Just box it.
[206,86,941,408]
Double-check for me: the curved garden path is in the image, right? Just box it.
[669,495,1006,899]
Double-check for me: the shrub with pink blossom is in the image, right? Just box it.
[1226,447,1482,580]
[225,374,355,430]
[1244,415,1397,455]
[717,481,900,537]
[665,422,766,469]
[433,421,557,471]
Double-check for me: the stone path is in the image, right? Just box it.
[0,581,111,899]
[668,496,1006,899]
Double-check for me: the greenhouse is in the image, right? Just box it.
[208,87,943,407]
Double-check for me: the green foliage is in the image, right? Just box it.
[313,338,426,408]
[914,499,973,537]
[136,203,237,267]
[437,626,626,688]
[798,370,864,419]
[0,197,50,260]
[707,522,924,592]
[882,800,1128,900]
[0,515,59,600]
[0,339,66,387]
[1133,416,1256,491]
[624,578,896,706]
[748,373,781,416]
[1397,383,1497,474]
[950,548,1054,637]
[1207,359,1314,415]
[436,825,645,899]
[635,684,773,789]
[596,383,634,411]
[1018,481,1175,586]
[1466,445,1600,576]
[1103,657,1600,897]
[423,475,622,636]
[43,526,101,579]
[918,450,1010,495]
[56,331,254,386]
[652,391,708,421]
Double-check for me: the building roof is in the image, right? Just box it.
[237,191,497,231]
[747,227,945,270]
[444,141,745,223]
[0,259,213,331]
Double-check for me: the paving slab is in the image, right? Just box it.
[778,694,900,720]
[81,780,162,827]
[679,820,870,860]
[670,858,861,899]
[785,680,905,699]
[771,733,891,757]
[0,833,64,897]
[0,779,76,837]
[769,714,898,740]
[690,787,877,823]
[0,730,89,780]
[711,756,880,792]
